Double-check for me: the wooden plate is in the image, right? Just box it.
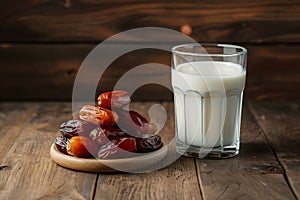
[50,143,168,172]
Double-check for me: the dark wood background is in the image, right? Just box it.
[1,0,299,101]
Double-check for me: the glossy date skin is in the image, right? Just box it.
[98,90,131,109]
[56,128,163,158]
[136,135,163,153]
[89,127,127,146]
[59,119,94,139]
[116,110,157,137]
[56,90,163,159]
[98,137,137,159]
[55,136,69,154]
[67,136,98,158]
[79,105,118,127]
[98,135,163,159]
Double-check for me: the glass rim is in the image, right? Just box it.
[171,43,247,57]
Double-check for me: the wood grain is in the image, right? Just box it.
[0,103,97,200]
[0,44,299,100]
[94,102,202,200]
[249,100,300,199]
[196,105,295,199]
[246,45,300,100]
[0,104,38,160]
[0,0,300,42]
[0,101,299,199]
[50,143,168,172]
[94,157,202,200]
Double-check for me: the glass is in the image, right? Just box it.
[171,43,247,158]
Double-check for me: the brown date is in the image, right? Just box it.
[97,135,163,159]
[136,135,163,153]
[59,119,94,139]
[98,137,137,159]
[128,110,148,125]
[89,127,127,146]
[79,105,118,127]
[98,90,131,109]
[129,111,157,134]
[56,90,163,159]
[116,110,157,137]
[55,136,69,154]
[67,136,99,158]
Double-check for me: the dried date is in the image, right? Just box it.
[98,90,131,109]
[59,119,94,139]
[116,110,157,137]
[56,90,164,160]
[128,110,148,125]
[55,136,69,154]
[79,105,118,127]
[136,135,163,153]
[98,137,137,159]
[67,136,98,158]
[89,127,127,146]
[97,135,163,159]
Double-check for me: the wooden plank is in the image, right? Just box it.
[249,100,300,199]
[0,44,299,100]
[0,103,97,200]
[95,157,202,200]
[0,0,300,42]
[0,44,94,99]
[94,102,203,200]
[0,44,173,100]
[0,104,39,161]
[196,105,295,199]
[0,101,298,199]
[246,45,300,100]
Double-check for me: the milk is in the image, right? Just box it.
[172,61,246,148]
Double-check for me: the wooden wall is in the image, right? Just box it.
[1,0,299,100]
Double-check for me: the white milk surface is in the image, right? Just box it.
[172,61,246,148]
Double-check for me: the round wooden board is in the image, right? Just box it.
[50,143,168,172]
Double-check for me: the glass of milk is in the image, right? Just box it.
[172,43,247,158]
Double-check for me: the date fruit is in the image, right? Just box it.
[98,137,137,159]
[89,127,127,146]
[98,90,131,109]
[116,110,157,136]
[79,105,118,127]
[136,135,163,153]
[67,136,98,158]
[89,127,109,146]
[55,90,164,160]
[59,119,93,139]
[55,136,69,154]
[129,111,157,134]
[97,135,163,159]
[128,110,148,125]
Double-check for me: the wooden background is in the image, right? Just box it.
[0,0,299,100]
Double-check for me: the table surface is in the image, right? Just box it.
[0,100,299,200]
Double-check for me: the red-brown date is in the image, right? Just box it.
[55,136,69,154]
[89,127,127,146]
[59,119,94,139]
[79,105,118,127]
[98,90,131,109]
[129,111,157,134]
[97,135,163,159]
[116,110,157,137]
[128,110,148,125]
[98,137,137,159]
[136,135,163,153]
[67,136,99,158]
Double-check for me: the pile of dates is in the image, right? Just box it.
[55,90,163,159]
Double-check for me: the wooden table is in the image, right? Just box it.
[0,99,299,200]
